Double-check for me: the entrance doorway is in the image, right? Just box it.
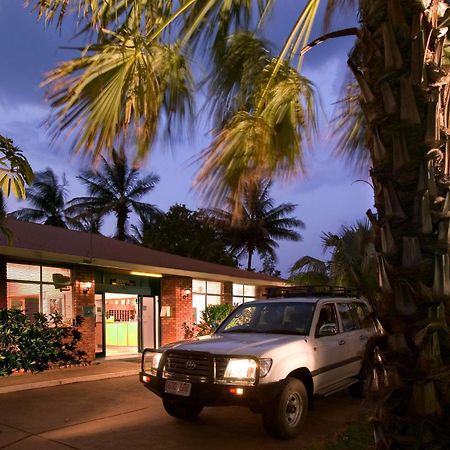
[95,293,157,357]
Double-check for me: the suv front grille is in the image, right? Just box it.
[163,351,212,382]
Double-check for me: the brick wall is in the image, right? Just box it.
[72,267,96,361]
[0,257,6,309]
[222,282,233,305]
[160,276,193,345]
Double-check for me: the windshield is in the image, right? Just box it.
[217,302,315,336]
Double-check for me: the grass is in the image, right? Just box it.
[309,421,375,450]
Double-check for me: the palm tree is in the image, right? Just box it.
[68,149,160,240]
[321,220,378,304]
[289,255,331,286]
[10,169,70,228]
[207,179,304,270]
[27,1,450,447]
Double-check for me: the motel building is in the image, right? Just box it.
[0,219,284,361]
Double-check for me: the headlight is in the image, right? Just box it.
[143,351,163,375]
[224,358,257,384]
[259,358,272,377]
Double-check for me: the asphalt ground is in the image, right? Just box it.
[0,374,371,450]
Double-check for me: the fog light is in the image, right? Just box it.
[229,387,244,395]
[142,375,151,383]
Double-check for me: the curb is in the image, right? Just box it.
[0,370,138,394]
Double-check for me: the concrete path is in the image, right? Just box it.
[0,358,141,394]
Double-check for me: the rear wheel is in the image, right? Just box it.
[163,398,204,420]
[262,377,308,439]
[348,366,369,399]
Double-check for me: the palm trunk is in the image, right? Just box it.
[247,247,254,271]
[116,205,128,241]
[354,1,450,448]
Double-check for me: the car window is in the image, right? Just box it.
[353,302,371,329]
[315,303,339,337]
[337,303,359,332]
[218,302,315,335]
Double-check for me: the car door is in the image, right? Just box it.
[335,302,365,379]
[309,302,349,393]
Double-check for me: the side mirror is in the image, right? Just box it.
[318,323,337,336]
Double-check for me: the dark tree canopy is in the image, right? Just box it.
[133,204,237,267]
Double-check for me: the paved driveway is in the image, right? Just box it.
[0,376,368,450]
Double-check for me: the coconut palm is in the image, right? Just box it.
[289,255,331,286]
[68,149,160,240]
[28,1,450,447]
[10,169,70,228]
[207,179,304,270]
[321,220,378,304]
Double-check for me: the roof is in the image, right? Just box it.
[0,219,284,286]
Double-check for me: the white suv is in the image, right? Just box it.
[140,287,375,439]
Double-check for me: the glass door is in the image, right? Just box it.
[104,293,139,356]
[95,294,105,356]
[139,296,156,351]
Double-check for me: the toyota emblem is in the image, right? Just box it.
[185,360,196,370]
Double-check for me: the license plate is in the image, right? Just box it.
[164,380,192,397]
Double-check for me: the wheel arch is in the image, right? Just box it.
[287,367,314,402]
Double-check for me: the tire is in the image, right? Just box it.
[348,367,369,399]
[262,377,308,440]
[163,398,204,420]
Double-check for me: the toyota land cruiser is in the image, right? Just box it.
[140,286,375,439]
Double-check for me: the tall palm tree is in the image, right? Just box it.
[68,149,160,240]
[10,169,70,228]
[207,179,304,270]
[27,1,450,447]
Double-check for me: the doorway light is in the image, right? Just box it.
[81,281,93,294]
[130,271,163,278]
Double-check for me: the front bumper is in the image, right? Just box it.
[139,371,284,408]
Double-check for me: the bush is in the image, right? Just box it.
[0,309,87,376]
[182,303,235,339]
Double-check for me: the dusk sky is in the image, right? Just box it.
[0,1,373,276]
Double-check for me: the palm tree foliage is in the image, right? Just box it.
[10,169,70,228]
[68,148,160,240]
[322,220,378,303]
[206,179,303,270]
[0,135,33,199]
[289,255,331,286]
[28,0,450,447]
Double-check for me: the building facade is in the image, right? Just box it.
[0,220,283,361]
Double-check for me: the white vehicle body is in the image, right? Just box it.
[140,290,376,439]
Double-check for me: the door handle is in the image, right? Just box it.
[338,340,346,346]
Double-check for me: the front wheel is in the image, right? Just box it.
[262,377,308,439]
[163,398,204,420]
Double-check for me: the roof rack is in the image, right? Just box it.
[266,285,359,299]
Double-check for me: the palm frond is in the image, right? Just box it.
[43,33,193,161]
[196,61,316,207]
[331,82,370,175]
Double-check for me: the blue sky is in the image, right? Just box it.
[0,1,373,276]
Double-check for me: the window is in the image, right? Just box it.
[315,303,339,336]
[232,283,256,305]
[7,263,73,322]
[353,302,371,329]
[192,280,222,323]
[336,303,359,332]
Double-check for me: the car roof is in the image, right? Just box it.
[247,296,362,305]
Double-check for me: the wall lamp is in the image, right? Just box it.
[81,281,93,295]
[182,288,191,299]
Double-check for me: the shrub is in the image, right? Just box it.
[0,309,87,376]
[182,303,235,339]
